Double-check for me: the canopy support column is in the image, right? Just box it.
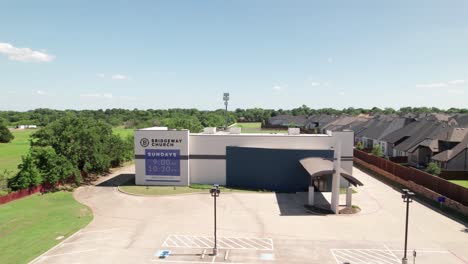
[330,141,341,214]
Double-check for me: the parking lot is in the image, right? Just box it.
[30,166,468,264]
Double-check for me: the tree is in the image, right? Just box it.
[8,155,42,190]
[371,144,384,157]
[30,146,80,185]
[0,123,14,143]
[426,162,441,176]
[30,116,133,175]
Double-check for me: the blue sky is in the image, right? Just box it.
[1,0,467,111]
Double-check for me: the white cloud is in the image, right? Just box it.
[80,93,113,99]
[96,73,105,78]
[416,82,448,88]
[111,74,129,80]
[311,82,320,86]
[327,57,333,63]
[33,90,47,95]
[447,79,465,85]
[272,85,282,91]
[0,42,55,62]
[416,79,466,88]
[339,91,345,96]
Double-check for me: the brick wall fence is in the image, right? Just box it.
[0,180,72,206]
[354,149,468,217]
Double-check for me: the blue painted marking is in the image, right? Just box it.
[437,196,446,203]
[156,250,171,259]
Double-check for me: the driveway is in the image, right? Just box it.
[30,165,468,264]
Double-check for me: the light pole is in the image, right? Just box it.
[223,93,229,130]
[210,184,221,255]
[401,189,415,264]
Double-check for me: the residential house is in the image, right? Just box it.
[407,127,468,167]
[354,115,414,156]
[432,131,468,171]
[267,115,308,127]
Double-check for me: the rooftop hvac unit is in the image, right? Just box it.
[288,128,300,135]
[203,127,217,134]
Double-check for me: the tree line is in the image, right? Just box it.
[1,106,467,131]
[6,116,133,191]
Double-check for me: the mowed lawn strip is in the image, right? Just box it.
[119,180,270,196]
[449,180,468,188]
[0,129,34,173]
[0,191,93,264]
[233,122,287,134]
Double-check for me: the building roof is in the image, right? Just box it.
[299,157,363,186]
[303,114,336,128]
[321,116,365,131]
[382,119,454,153]
[356,115,414,141]
[432,133,468,162]
[268,115,308,127]
[408,127,468,153]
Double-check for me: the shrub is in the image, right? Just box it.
[426,162,441,176]
[8,155,42,190]
[0,123,14,143]
[31,146,80,185]
[371,144,384,157]
[356,141,364,150]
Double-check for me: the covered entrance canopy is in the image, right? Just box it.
[299,157,363,212]
[299,157,363,187]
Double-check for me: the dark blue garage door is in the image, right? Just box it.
[226,147,334,192]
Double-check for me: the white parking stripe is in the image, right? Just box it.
[383,244,401,262]
[162,235,273,251]
[351,249,396,264]
[331,248,401,264]
[333,249,370,263]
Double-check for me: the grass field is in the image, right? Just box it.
[119,180,270,196]
[112,127,134,138]
[0,129,35,173]
[0,191,93,264]
[232,122,287,134]
[449,180,468,188]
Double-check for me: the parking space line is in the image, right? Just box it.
[162,235,273,251]
[333,249,370,263]
[352,249,397,264]
[383,244,401,263]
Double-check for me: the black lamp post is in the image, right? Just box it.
[401,189,415,264]
[210,184,221,255]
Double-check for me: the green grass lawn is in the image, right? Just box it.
[119,180,270,196]
[112,127,134,138]
[0,130,35,173]
[0,191,93,264]
[232,122,287,134]
[449,180,468,188]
